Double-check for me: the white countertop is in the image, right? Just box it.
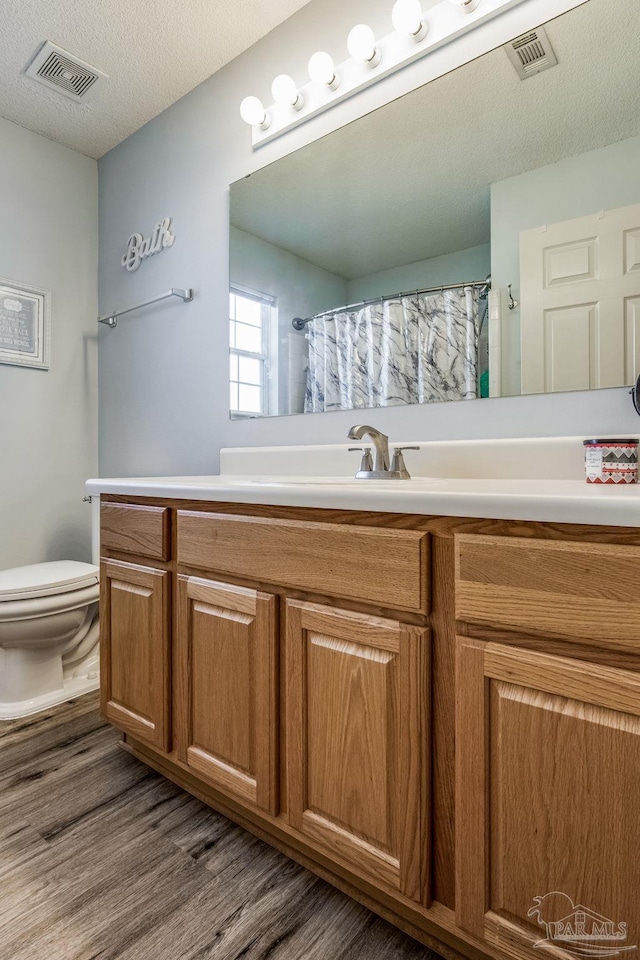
[85,472,640,527]
[86,436,640,526]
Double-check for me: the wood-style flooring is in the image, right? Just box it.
[0,694,436,960]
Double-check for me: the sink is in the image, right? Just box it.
[234,475,388,484]
[229,475,447,486]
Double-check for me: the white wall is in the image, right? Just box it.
[492,134,640,397]
[0,117,98,569]
[348,243,491,302]
[98,0,638,478]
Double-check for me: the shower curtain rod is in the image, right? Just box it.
[291,279,491,330]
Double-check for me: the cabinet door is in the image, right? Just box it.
[456,638,640,959]
[100,559,170,750]
[176,576,278,815]
[286,600,429,902]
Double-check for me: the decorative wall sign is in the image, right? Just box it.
[0,278,50,370]
[121,217,175,272]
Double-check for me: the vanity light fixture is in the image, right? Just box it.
[308,51,340,90]
[242,0,532,145]
[392,0,429,41]
[239,95,270,129]
[347,24,382,68]
[271,73,304,111]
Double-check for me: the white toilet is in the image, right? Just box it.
[0,560,100,720]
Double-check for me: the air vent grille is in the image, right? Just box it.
[505,27,558,80]
[24,41,107,102]
[37,51,98,98]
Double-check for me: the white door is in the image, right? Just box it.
[520,202,640,395]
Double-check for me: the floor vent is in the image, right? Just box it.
[24,41,107,102]
[504,26,558,80]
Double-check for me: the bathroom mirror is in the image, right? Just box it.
[229,0,640,419]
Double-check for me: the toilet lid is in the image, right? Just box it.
[0,561,100,602]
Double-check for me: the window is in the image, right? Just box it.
[229,289,274,416]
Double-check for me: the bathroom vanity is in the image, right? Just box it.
[87,438,640,960]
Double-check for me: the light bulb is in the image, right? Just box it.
[271,74,304,110]
[447,0,481,13]
[392,0,427,40]
[239,96,270,129]
[347,24,381,67]
[308,51,340,90]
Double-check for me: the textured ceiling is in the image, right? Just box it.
[0,0,313,158]
[231,0,640,280]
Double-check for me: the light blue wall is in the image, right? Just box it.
[0,117,97,568]
[230,228,347,324]
[98,0,637,477]
[492,134,640,397]
[348,244,491,303]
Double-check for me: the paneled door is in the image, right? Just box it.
[520,201,640,393]
[175,575,278,815]
[456,637,640,960]
[285,600,429,903]
[101,559,171,751]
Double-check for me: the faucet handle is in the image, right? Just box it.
[390,446,420,479]
[348,446,374,473]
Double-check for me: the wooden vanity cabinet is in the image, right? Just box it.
[455,534,640,960]
[99,501,172,750]
[456,637,640,960]
[99,499,640,960]
[285,600,429,902]
[101,502,170,561]
[100,501,431,871]
[176,509,429,612]
[100,559,171,751]
[170,506,431,893]
[174,575,279,814]
[455,533,640,647]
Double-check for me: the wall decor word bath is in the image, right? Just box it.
[0,277,50,370]
[120,217,175,272]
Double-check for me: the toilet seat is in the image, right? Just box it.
[0,582,100,623]
[0,560,101,719]
[0,561,99,602]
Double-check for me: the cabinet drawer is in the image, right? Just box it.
[101,503,170,561]
[455,533,640,647]
[177,511,428,612]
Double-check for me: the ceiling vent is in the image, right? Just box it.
[24,41,107,102]
[504,27,558,80]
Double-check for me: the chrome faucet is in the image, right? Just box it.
[348,424,390,473]
[347,424,419,480]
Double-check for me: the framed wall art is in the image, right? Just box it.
[0,277,50,370]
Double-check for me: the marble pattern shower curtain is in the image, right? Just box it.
[304,286,480,413]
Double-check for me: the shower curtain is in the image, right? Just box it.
[304,286,480,413]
